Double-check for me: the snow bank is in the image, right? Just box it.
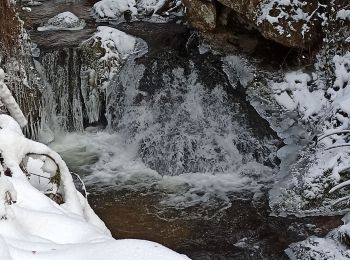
[37,12,85,31]
[272,71,325,121]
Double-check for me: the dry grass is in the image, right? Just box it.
[0,0,20,55]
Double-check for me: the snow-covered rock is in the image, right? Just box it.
[89,26,137,60]
[37,12,85,31]
[92,0,179,22]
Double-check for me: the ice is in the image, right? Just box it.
[222,55,254,88]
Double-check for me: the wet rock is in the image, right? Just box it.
[182,0,217,31]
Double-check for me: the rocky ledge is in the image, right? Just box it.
[182,0,347,49]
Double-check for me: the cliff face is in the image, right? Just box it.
[0,0,41,138]
[182,0,347,49]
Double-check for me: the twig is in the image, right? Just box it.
[318,130,350,142]
[325,143,350,150]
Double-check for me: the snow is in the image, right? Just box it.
[272,71,325,121]
[37,12,86,31]
[256,0,319,38]
[266,51,350,216]
[286,212,350,259]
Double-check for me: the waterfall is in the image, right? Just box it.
[37,32,278,178]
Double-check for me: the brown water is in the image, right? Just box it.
[88,189,342,259]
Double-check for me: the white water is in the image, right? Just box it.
[50,130,274,210]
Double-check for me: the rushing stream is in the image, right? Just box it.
[22,0,343,259]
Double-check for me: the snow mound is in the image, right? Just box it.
[37,12,85,31]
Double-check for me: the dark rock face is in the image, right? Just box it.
[183,0,323,49]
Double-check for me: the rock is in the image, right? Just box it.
[253,0,321,49]
[182,0,217,31]
[183,0,323,49]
